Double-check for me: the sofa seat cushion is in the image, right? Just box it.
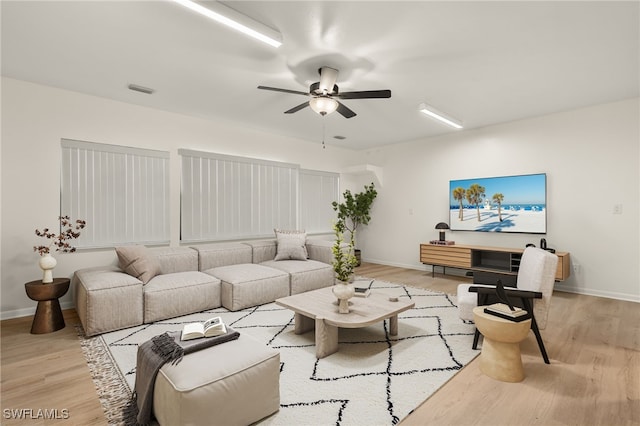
[260,259,334,295]
[144,271,221,323]
[153,333,280,426]
[73,266,144,336]
[207,264,289,311]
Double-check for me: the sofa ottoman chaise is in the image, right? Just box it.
[153,333,280,426]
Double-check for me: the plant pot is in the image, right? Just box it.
[332,281,355,314]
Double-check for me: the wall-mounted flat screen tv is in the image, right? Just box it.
[449,173,547,234]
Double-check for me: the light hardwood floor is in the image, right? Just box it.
[1,263,638,425]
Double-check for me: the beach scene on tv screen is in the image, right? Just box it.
[449,173,546,233]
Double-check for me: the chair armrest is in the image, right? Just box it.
[468,286,542,299]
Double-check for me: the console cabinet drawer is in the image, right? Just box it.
[420,244,471,268]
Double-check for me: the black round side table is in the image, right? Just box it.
[24,278,70,334]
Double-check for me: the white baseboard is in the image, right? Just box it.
[1,300,75,321]
[554,283,640,303]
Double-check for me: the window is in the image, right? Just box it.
[61,139,170,248]
[180,149,299,242]
[299,169,340,233]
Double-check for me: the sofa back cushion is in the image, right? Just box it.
[150,247,199,274]
[193,243,253,270]
[243,240,277,264]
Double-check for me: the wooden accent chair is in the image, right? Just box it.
[457,247,558,364]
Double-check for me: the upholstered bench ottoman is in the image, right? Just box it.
[153,333,280,426]
[207,263,290,311]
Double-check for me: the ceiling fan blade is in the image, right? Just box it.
[284,102,310,114]
[336,101,356,119]
[335,89,392,99]
[318,67,339,94]
[257,86,309,96]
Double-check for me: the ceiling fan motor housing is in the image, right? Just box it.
[310,81,338,96]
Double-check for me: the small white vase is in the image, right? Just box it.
[332,281,355,314]
[39,253,57,283]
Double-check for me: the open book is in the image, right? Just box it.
[181,316,227,341]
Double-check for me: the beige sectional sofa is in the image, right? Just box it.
[73,238,336,336]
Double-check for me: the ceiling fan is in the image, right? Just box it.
[257,66,391,118]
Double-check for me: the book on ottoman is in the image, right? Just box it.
[181,316,227,341]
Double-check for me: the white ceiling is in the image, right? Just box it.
[2,1,638,150]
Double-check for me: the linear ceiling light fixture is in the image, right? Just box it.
[128,84,155,94]
[173,0,282,48]
[419,103,463,129]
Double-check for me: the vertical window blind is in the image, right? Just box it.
[180,149,300,242]
[299,169,340,233]
[61,139,170,248]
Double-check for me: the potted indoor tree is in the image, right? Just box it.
[331,182,377,266]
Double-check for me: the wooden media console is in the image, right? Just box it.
[419,243,570,281]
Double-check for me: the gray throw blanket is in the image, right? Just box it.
[126,328,240,425]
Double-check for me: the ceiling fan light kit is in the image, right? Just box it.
[419,103,463,129]
[309,97,339,116]
[173,0,282,48]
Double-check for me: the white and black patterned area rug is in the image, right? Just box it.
[78,278,478,425]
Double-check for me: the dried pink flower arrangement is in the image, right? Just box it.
[33,216,86,255]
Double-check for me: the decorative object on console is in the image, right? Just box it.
[539,238,556,253]
[332,182,378,266]
[434,221,454,244]
[33,216,86,283]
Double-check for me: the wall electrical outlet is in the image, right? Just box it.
[613,204,623,214]
[573,263,581,273]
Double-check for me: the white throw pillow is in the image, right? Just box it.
[274,229,308,261]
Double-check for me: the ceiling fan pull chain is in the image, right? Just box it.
[322,117,326,149]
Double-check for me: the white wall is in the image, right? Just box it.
[2,78,638,320]
[355,98,640,302]
[0,77,361,318]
